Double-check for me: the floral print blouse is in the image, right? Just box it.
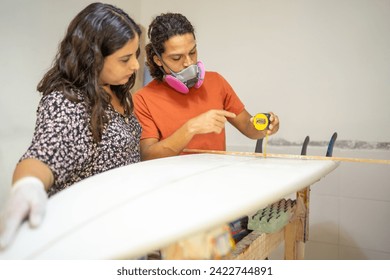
[20,91,141,197]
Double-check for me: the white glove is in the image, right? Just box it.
[0,177,48,249]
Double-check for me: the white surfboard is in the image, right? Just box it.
[0,153,338,259]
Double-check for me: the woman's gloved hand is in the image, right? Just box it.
[0,177,47,249]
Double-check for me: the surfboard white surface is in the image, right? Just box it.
[0,153,338,259]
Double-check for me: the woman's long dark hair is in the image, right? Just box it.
[37,2,141,142]
[146,13,195,81]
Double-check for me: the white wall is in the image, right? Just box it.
[139,0,390,145]
[0,0,389,259]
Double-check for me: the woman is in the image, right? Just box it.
[0,3,141,249]
[133,13,280,161]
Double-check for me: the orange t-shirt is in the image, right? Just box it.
[133,71,245,151]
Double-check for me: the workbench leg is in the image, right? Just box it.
[284,219,298,259]
[284,186,310,260]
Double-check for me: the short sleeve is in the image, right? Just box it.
[219,74,245,116]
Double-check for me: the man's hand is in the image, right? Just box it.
[266,112,280,135]
[187,109,236,135]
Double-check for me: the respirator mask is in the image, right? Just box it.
[164,61,205,94]
[152,45,205,94]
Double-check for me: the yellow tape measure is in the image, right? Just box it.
[253,113,271,131]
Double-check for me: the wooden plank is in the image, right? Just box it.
[226,230,284,260]
[161,225,234,260]
[184,149,390,165]
[295,187,310,259]
[284,220,298,259]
